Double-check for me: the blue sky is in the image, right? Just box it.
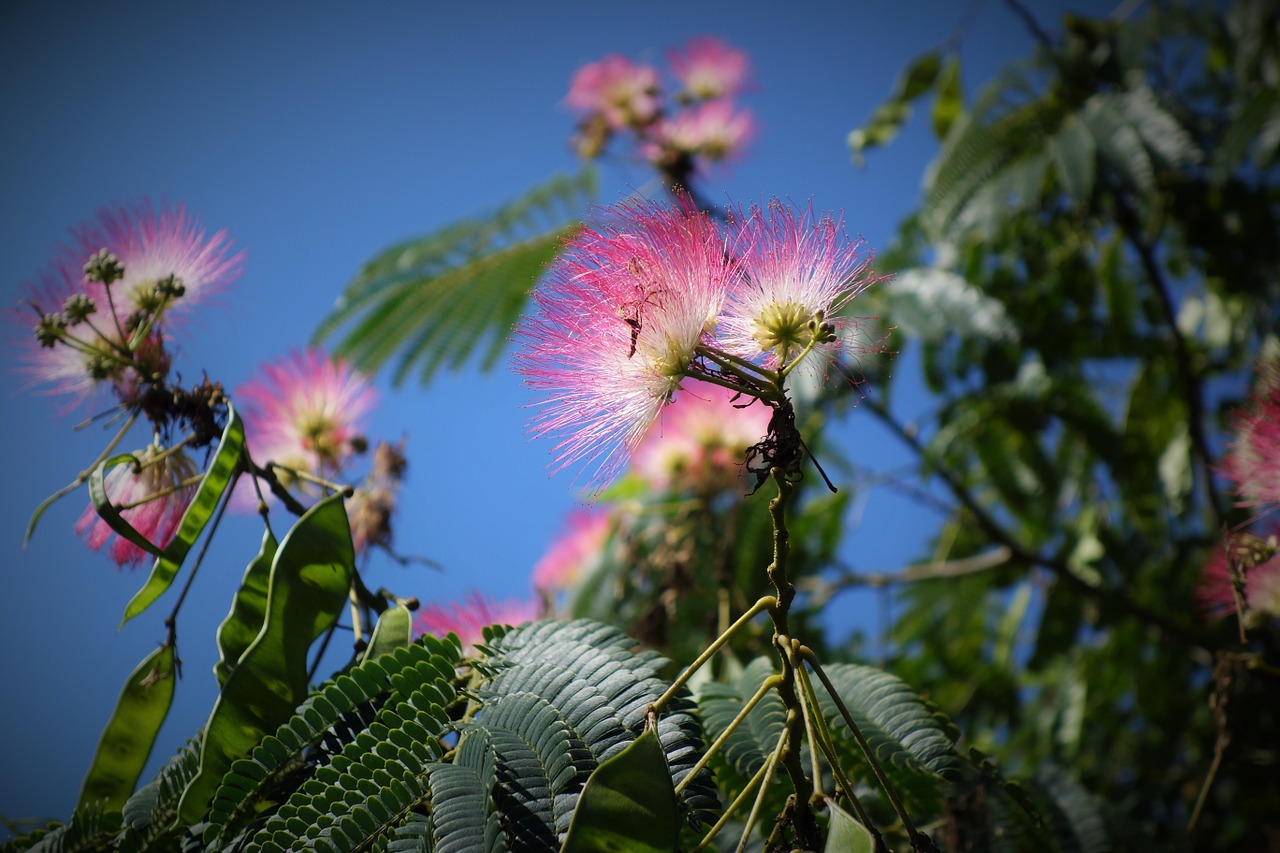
[0,0,1111,828]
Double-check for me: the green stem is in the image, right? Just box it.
[652,594,775,713]
[692,756,773,852]
[802,646,931,851]
[674,674,783,796]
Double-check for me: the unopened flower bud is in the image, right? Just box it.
[349,434,369,455]
[62,293,98,325]
[34,313,68,348]
[86,353,116,381]
[84,248,124,284]
[154,273,186,302]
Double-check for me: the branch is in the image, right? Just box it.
[863,396,1215,652]
[803,546,1013,604]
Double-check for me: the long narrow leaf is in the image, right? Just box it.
[213,528,278,687]
[78,643,177,812]
[177,493,354,824]
[121,405,246,626]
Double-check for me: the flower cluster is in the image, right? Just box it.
[1200,346,1280,627]
[236,348,376,495]
[516,196,878,492]
[17,202,244,567]
[413,593,538,649]
[567,36,756,178]
[18,202,243,410]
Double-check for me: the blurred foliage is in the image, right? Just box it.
[842,0,1280,847]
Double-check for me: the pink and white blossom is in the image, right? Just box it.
[515,197,735,491]
[15,201,243,405]
[533,509,613,593]
[655,100,756,163]
[237,348,375,493]
[720,200,876,373]
[633,380,772,492]
[566,55,661,130]
[1197,532,1280,622]
[414,592,538,649]
[75,443,199,568]
[1222,352,1280,511]
[667,36,752,100]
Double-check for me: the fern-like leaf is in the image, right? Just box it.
[314,169,596,385]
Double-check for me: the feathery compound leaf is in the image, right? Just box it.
[205,640,458,849]
[814,663,960,781]
[77,644,177,813]
[695,657,788,777]
[21,800,123,853]
[479,619,719,828]
[117,741,200,853]
[314,169,595,385]
[178,493,354,826]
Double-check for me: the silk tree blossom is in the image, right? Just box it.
[516,198,736,492]
[1198,531,1280,623]
[74,443,200,568]
[655,100,756,164]
[633,380,772,493]
[237,348,375,495]
[667,36,751,100]
[16,201,243,405]
[566,54,661,130]
[414,593,538,649]
[533,509,613,594]
[720,201,876,376]
[1222,349,1280,511]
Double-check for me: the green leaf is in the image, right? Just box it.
[121,405,246,627]
[561,728,678,853]
[78,643,177,812]
[213,528,278,687]
[824,803,876,853]
[931,55,963,139]
[898,51,942,101]
[1049,113,1096,204]
[177,493,354,825]
[363,602,414,662]
[315,169,595,386]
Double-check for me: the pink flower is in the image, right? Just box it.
[633,380,772,492]
[68,201,243,320]
[15,201,243,405]
[1222,353,1280,510]
[237,348,375,493]
[566,54,661,130]
[667,36,752,100]
[719,200,877,374]
[414,592,538,648]
[533,509,612,593]
[654,100,756,163]
[1197,531,1280,622]
[515,197,736,491]
[74,443,199,568]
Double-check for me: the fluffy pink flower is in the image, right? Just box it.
[515,197,736,491]
[74,443,199,568]
[667,36,752,100]
[720,200,876,373]
[656,100,756,163]
[414,592,538,648]
[1197,532,1280,622]
[237,348,375,490]
[15,201,243,404]
[633,380,772,492]
[1222,354,1280,510]
[533,509,612,593]
[566,54,661,129]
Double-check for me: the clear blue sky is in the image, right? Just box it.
[0,0,1111,828]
